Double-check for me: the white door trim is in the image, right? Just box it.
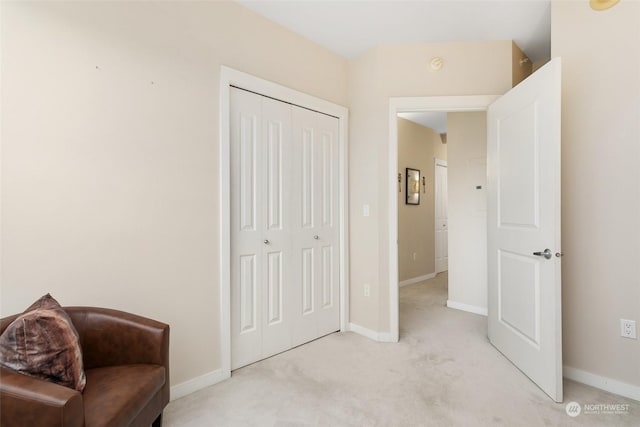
[388,95,500,342]
[220,66,350,375]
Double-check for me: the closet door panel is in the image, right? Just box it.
[231,88,263,369]
[260,97,293,358]
[314,113,341,336]
[291,107,340,346]
[291,107,317,346]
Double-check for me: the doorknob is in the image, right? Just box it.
[264,239,270,245]
[313,235,319,240]
[533,248,552,260]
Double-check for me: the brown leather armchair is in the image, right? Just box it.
[0,307,170,427]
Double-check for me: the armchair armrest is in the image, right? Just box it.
[0,367,84,427]
[66,307,169,368]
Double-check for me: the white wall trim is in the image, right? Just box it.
[563,366,640,402]
[348,323,396,343]
[446,299,488,316]
[389,95,500,343]
[220,66,350,375]
[170,369,230,401]
[399,273,436,287]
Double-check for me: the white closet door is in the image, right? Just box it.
[231,88,340,370]
[230,88,293,369]
[291,106,340,347]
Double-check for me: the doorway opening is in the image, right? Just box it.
[388,96,499,342]
[394,105,491,338]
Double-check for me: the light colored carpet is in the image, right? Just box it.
[165,273,639,426]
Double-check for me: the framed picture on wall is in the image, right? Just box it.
[406,168,420,205]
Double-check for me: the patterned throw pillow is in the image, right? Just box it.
[0,294,86,391]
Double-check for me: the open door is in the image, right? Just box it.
[487,58,562,402]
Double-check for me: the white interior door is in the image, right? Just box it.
[231,87,340,370]
[487,58,562,402]
[434,159,448,273]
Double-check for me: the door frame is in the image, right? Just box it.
[220,66,350,375]
[434,158,448,274]
[388,95,499,342]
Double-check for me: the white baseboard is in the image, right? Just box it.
[170,368,230,401]
[446,300,488,316]
[348,322,397,343]
[563,366,640,402]
[399,273,436,287]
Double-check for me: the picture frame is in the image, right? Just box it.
[406,168,420,205]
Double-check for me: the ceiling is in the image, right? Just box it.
[237,0,552,62]
[398,112,447,134]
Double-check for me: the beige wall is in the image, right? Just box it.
[552,1,640,387]
[348,41,513,333]
[397,118,446,282]
[512,41,533,86]
[435,135,447,161]
[347,48,384,329]
[446,112,487,311]
[0,1,348,388]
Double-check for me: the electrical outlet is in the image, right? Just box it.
[413,252,417,261]
[364,284,371,297]
[620,319,637,339]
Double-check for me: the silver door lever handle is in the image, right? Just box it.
[264,239,270,244]
[533,248,552,260]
